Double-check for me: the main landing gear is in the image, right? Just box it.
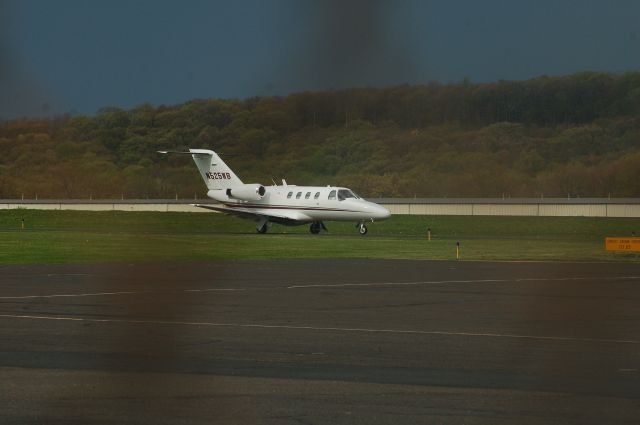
[256,218,269,234]
[309,221,327,234]
[357,222,368,235]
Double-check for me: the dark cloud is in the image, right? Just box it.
[3,1,640,117]
[0,0,54,119]
[288,0,417,90]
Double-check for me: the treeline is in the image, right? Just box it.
[1,71,640,199]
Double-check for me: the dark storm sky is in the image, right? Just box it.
[2,0,639,118]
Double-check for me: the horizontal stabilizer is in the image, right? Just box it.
[157,150,212,156]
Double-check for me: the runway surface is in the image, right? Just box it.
[1,259,639,424]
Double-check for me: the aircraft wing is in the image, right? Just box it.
[193,204,259,220]
[192,204,311,224]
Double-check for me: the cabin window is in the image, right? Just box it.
[305,192,311,199]
[296,192,302,199]
[287,192,293,199]
[314,192,320,199]
[328,190,336,200]
[338,189,357,201]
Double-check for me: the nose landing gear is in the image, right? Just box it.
[357,222,368,235]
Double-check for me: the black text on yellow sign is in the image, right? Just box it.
[605,238,640,252]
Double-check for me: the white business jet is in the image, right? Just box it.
[158,149,391,235]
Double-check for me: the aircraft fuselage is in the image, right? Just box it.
[207,185,390,224]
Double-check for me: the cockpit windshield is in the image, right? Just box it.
[337,189,358,201]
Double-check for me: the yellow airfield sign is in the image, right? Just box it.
[605,237,640,252]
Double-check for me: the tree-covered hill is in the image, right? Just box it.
[1,71,640,199]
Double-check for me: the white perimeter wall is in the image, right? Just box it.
[0,203,206,213]
[2,201,640,217]
[375,203,640,218]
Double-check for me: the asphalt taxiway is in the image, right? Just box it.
[1,259,639,424]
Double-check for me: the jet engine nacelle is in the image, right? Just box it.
[226,184,266,201]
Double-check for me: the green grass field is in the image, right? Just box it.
[1,209,639,264]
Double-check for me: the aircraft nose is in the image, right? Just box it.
[380,205,391,219]
[374,204,391,220]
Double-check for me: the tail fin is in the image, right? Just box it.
[158,149,243,190]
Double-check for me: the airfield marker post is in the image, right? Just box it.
[427,228,431,241]
[456,241,460,260]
